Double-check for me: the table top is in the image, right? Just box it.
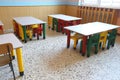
[64,22,120,36]
[13,16,46,26]
[0,21,4,26]
[0,33,23,49]
[48,14,82,21]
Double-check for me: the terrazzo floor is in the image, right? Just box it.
[0,28,120,80]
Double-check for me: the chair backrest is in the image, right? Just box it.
[108,29,117,39]
[0,43,13,55]
[0,43,16,80]
[88,33,100,44]
[31,24,39,28]
[99,31,108,42]
[53,18,58,24]
[48,16,53,25]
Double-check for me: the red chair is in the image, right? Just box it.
[0,25,4,34]
[31,24,42,40]
[12,21,19,37]
[58,19,64,32]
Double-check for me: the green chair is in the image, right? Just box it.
[52,18,58,31]
[107,29,117,49]
[87,33,100,57]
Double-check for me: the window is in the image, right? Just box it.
[100,0,112,6]
[79,0,99,6]
[79,0,120,9]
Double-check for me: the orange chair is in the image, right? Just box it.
[48,16,53,29]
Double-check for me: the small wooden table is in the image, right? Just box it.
[0,21,4,34]
[13,16,46,43]
[0,33,24,76]
[48,14,82,32]
[64,22,120,56]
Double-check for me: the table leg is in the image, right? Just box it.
[22,26,27,43]
[82,36,87,56]
[43,23,46,39]
[16,48,24,76]
[67,30,70,48]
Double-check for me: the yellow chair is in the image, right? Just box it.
[99,31,108,50]
[48,16,53,29]
[70,33,82,49]
[18,24,32,40]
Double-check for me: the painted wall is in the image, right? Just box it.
[0,6,66,30]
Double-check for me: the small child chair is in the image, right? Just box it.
[0,43,16,80]
[99,31,108,50]
[87,33,100,57]
[31,24,42,40]
[107,29,117,49]
[48,16,53,29]
[52,18,58,31]
[70,33,82,49]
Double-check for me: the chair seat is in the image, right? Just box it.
[70,33,82,49]
[31,24,39,28]
[71,33,82,39]
[0,55,11,66]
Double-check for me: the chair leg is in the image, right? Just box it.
[73,39,77,50]
[99,42,102,49]
[94,45,98,54]
[9,62,16,80]
[112,39,115,47]
[102,41,106,50]
[80,41,82,53]
[9,63,12,71]
[107,40,111,49]
[87,45,91,57]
